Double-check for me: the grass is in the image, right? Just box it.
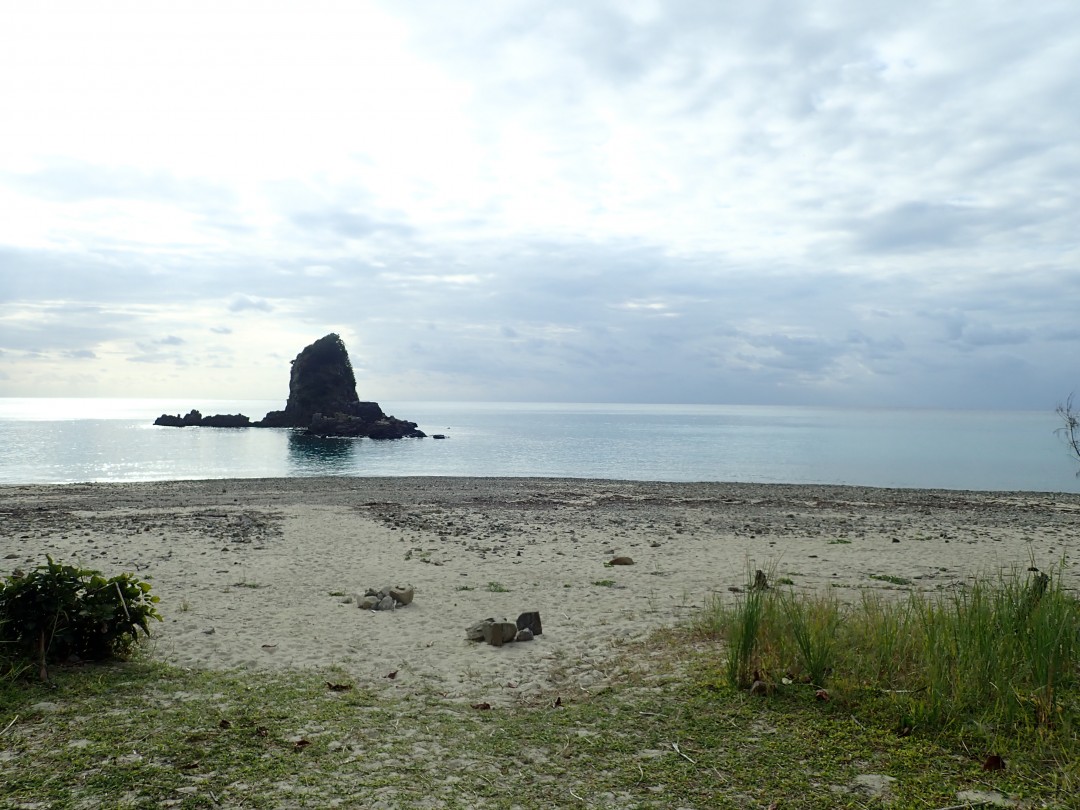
[700,566,1080,742]
[486,581,510,593]
[1,569,1077,807]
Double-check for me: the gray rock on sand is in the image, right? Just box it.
[466,618,497,641]
[355,583,415,611]
[516,611,543,636]
[481,621,518,646]
[467,618,522,646]
[482,622,506,647]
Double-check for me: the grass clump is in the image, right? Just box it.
[700,566,1080,735]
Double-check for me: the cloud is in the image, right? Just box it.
[228,297,273,313]
[0,1,1077,407]
[850,202,1013,254]
[289,210,415,242]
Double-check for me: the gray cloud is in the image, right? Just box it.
[289,210,415,242]
[1,1,1077,408]
[228,297,273,313]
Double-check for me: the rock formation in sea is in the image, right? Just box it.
[154,334,425,440]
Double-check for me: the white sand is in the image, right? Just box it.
[3,477,1077,703]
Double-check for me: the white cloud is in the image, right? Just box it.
[1,0,1078,407]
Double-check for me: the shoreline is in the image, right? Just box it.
[3,477,1078,703]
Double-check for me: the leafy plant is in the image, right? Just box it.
[0,556,161,679]
[486,581,510,593]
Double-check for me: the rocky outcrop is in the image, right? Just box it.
[256,334,360,428]
[153,410,251,428]
[154,334,425,440]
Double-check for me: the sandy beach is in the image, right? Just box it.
[2,477,1077,704]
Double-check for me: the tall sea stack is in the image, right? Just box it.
[258,334,362,427]
[154,334,425,439]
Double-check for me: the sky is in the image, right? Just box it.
[1,0,1078,409]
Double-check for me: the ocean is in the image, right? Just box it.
[0,398,1076,492]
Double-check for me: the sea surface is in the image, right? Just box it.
[0,398,1077,492]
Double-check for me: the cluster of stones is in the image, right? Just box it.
[466,611,543,647]
[355,584,415,611]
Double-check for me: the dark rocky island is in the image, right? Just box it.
[154,334,426,440]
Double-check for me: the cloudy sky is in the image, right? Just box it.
[1,0,1078,408]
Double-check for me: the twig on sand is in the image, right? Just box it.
[115,582,132,622]
[568,787,585,801]
[0,715,18,737]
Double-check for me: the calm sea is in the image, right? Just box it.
[0,398,1076,492]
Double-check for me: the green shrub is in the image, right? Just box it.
[0,556,161,678]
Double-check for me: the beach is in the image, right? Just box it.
[2,477,1077,704]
